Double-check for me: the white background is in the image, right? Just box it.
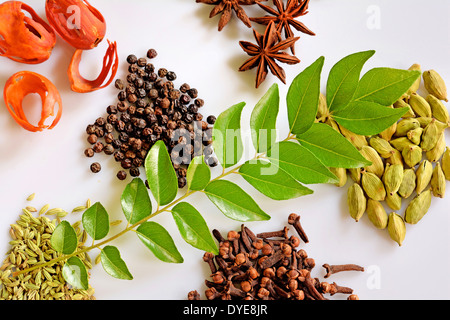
[0,0,449,300]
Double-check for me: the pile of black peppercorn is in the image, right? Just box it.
[84,49,218,187]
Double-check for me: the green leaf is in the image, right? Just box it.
[100,246,133,280]
[296,123,372,168]
[121,178,152,225]
[136,221,184,263]
[266,141,338,184]
[287,56,324,136]
[171,202,219,255]
[333,101,409,136]
[82,202,110,241]
[50,221,78,255]
[145,140,178,206]
[326,50,375,112]
[204,180,271,222]
[212,102,246,168]
[250,83,279,153]
[62,257,89,290]
[238,160,313,200]
[186,156,211,191]
[354,68,421,106]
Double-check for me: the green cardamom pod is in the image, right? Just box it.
[347,183,367,222]
[383,163,404,195]
[386,192,402,211]
[421,119,444,152]
[404,190,432,224]
[386,149,404,166]
[360,146,385,178]
[409,93,432,118]
[366,199,388,229]
[317,93,329,120]
[402,145,423,168]
[417,117,433,128]
[398,169,416,199]
[426,94,449,124]
[431,162,446,198]
[406,127,423,145]
[390,137,415,151]
[388,213,406,246]
[395,118,420,137]
[369,137,395,158]
[415,160,433,194]
[423,70,448,102]
[339,125,368,150]
[325,117,341,133]
[406,64,422,96]
[379,115,397,141]
[330,167,347,187]
[426,132,446,162]
[349,167,362,184]
[361,171,386,201]
[442,147,450,180]
[394,99,416,118]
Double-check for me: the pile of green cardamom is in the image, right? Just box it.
[0,196,95,300]
[322,65,449,246]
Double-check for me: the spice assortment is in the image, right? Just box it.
[187,214,362,300]
[197,0,315,88]
[322,66,449,246]
[84,49,218,186]
[0,196,95,300]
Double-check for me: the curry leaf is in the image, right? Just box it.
[62,257,89,290]
[326,50,375,112]
[136,221,184,263]
[100,246,133,280]
[266,141,338,184]
[145,140,178,206]
[204,180,271,222]
[333,101,409,136]
[250,83,279,153]
[296,123,372,168]
[50,221,78,255]
[212,102,246,168]
[82,202,110,241]
[121,178,152,225]
[287,56,324,136]
[186,156,211,191]
[353,68,421,106]
[238,160,313,200]
[171,202,219,255]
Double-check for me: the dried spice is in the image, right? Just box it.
[239,21,300,88]
[3,71,62,132]
[188,215,363,300]
[0,1,56,64]
[196,0,267,31]
[250,0,315,54]
[84,49,218,186]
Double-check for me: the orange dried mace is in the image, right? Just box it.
[68,40,119,93]
[4,71,62,132]
[0,1,56,64]
[45,0,106,50]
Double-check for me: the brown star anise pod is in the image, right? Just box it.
[196,0,267,31]
[250,0,315,54]
[239,21,300,88]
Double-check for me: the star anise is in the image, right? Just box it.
[239,21,300,88]
[250,0,315,54]
[196,0,268,31]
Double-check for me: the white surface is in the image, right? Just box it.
[0,0,449,300]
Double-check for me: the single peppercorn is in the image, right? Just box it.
[147,49,158,59]
[117,170,127,180]
[90,162,101,173]
[127,54,138,64]
[84,148,94,158]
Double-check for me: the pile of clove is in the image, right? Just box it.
[188,214,363,300]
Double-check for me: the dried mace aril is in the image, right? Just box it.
[239,21,300,88]
[188,214,363,300]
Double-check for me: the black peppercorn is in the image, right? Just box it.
[87,134,98,144]
[166,71,177,81]
[84,148,94,158]
[130,167,140,177]
[128,63,139,73]
[158,68,168,78]
[207,115,216,125]
[90,162,101,173]
[145,63,155,73]
[86,124,96,135]
[206,156,219,167]
[121,159,132,169]
[147,49,158,59]
[180,83,190,93]
[178,177,187,188]
[115,79,124,90]
[137,57,147,67]
[194,98,204,108]
[127,73,137,84]
[93,142,104,153]
[127,54,138,64]
[187,88,198,99]
[117,170,127,180]
[103,144,115,155]
[118,91,127,101]
[114,151,125,162]
[104,133,114,144]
